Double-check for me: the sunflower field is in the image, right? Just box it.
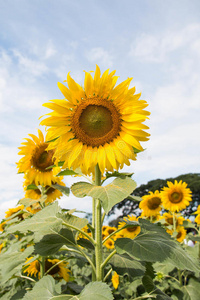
[0,66,200,299]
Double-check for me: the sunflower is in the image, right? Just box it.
[195,214,200,225]
[176,226,187,243]
[5,205,24,220]
[104,238,115,249]
[112,271,119,289]
[194,205,200,215]
[161,180,192,212]
[139,190,162,217]
[17,129,61,186]
[77,225,91,240]
[118,215,141,239]
[161,212,185,227]
[24,257,70,281]
[23,174,65,206]
[167,226,187,243]
[0,221,7,232]
[40,65,150,175]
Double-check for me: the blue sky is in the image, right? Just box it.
[0,0,200,219]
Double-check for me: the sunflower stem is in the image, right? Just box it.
[40,256,45,278]
[101,249,117,270]
[173,212,176,232]
[94,164,103,281]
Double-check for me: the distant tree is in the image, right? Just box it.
[108,173,200,219]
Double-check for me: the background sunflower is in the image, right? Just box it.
[17,129,61,186]
[161,180,192,212]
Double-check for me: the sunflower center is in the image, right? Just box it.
[31,144,55,172]
[71,97,121,147]
[170,191,183,203]
[147,197,161,210]
[35,260,60,275]
[45,261,60,275]
[177,231,182,239]
[127,226,138,232]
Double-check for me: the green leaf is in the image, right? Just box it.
[51,184,70,196]
[77,238,95,250]
[22,275,62,299]
[126,195,142,202]
[58,212,88,230]
[181,278,200,300]
[115,219,200,274]
[104,171,134,182]
[56,168,79,176]
[34,228,76,256]
[18,197,41,207]
[26,184,39,190]
[6,202,62,241]
[78,281,113,300]
[71,177,137,214]
[0,246,34,284]
[142,275,172,300]
[109,253,145,278]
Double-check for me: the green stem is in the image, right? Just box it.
[101,249,117,270]
[103,268,113,282]
[95,164,103,281]
[62,222,96,245]
[178,269,183,286]
[173,212,176,232]
[102,226,127,244]
[40,256,45,278]
[101,211,106,224]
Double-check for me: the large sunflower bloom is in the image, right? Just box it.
[161,180,192,212]
[139,190,162,217]
[40,65,150,175]
[118,215,141,239]
[23,175,65,206]
[24,257,70,281]
[17,129,61,186]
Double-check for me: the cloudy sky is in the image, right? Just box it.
[0,0,200,220]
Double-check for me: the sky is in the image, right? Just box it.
[0,0,200,221]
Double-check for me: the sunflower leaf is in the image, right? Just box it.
[51,184,70,196]
[34,228,76,256]
[115,219,200,274]
[58,212,88,229]
[75,281,114,300]
[109,253,145,278]
[22,275,62,299]
[56,168,79,176]
[142,275,172,300]
[0,246,34,284]
[181,278,200,300]
[6,202,63,241]
[71,177,137,214]
[26,184,38,190]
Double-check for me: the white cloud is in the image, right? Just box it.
[12,49,49,77]
[85,47,114,67]
[129,23,200,63]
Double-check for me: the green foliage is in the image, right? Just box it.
[115,219,199,274]
[51,184,70,196]
[22,275,62,299]
[34,228,76,256]
[109,253,145,278]
[71,177,137,214]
